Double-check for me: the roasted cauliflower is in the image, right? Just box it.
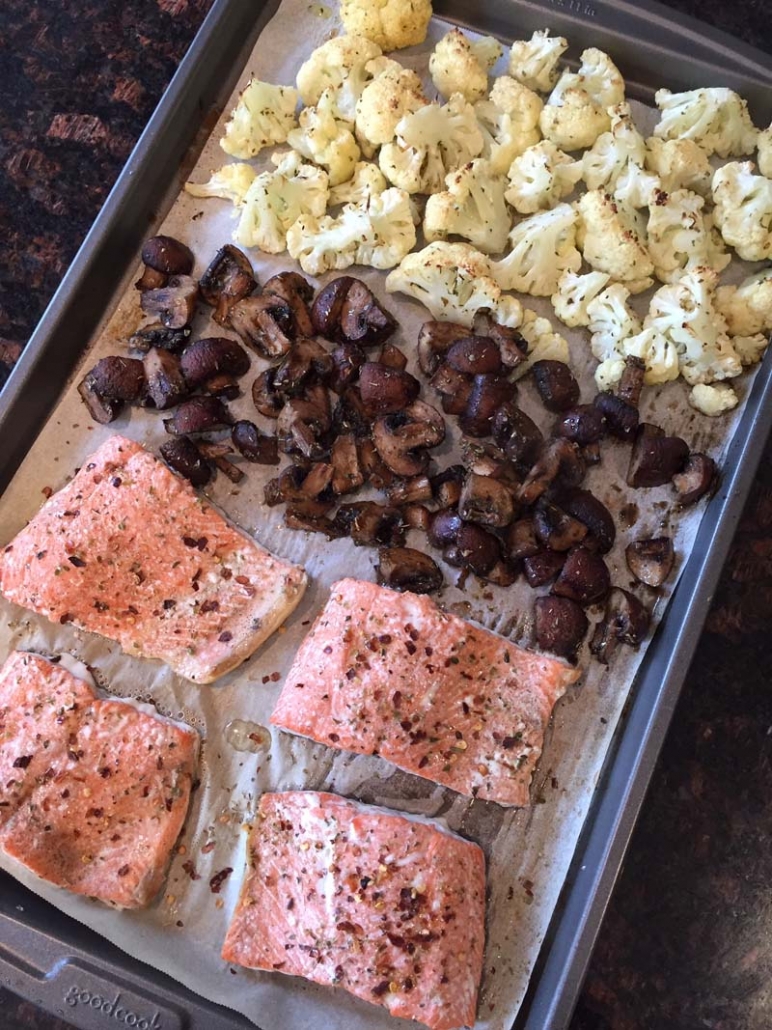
[508,29,568,93]
[689,382,739,416]
[539,84,610,152]
[582,102,646,192]
[511,308,570,379]
[355,61,427,149]
[475,75,543,175]
[586,283,642,362]
[622,326,680,385]
[653,87,758,158]
[429,28,502,103]
[711,161,772,262]
[185,163,256,205]
[758,124,772,178]
[220,79,299,159]
[551,269,610,328]
[576,189,654,285]
[295,35,382,123]
[328,161,388,206]
[505,140,582,214]
[715,268,772,337]
[287,88,360,186]
[423,158,511,254]
[644,137,713,196]
[492,202,581,296]
[647,188,730,283]
[339,0,432,50]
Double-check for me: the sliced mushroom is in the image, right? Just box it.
[358,438,397,490]
[311,277,356,337]
[448,523,501,576]
[229,294,294,358]
[533,498,588,551]
[140,275,198,329]
[163,396,232,436]
[617,355,645,407]
[141,235,194,276]
[197,441,245,484]
[532,360,580,412]
[534,596,588,660]
[429,363,473,416]
[377,547,443,594]
[387,475,433,506]
[590,588,650,664]
[417,320,470,376]
[523,549,565,587]
[273,337,334,396]
[459,473,515,529]
[403,504,432,533]
[446,337,502,376]
[594,391,638,439]
[518,438,584,506]
[459,374,514,437]
[332,386,372,439]
[428,509,463,548]
[284,509,344,538]
[552,546,610,606]
[264,271,314,337]
[276,385,331,459]
[143,349,188,410]
[128,323,192,353]
[581,441,602,466]
[329,341,366,393]
[672,453,717,506]
[372,400,445,477]
[199,245,256,324]
[431,465,465,509]
[625,536,675,587]
[506,517,540,562]
[483,320,528,369]
[627,424,688,488]
[231,420,279,465]
[251,368,284,419]
[180,337,250,389]
[159,436,212,487]
[378,342,408,370]
[203,373,240,400]
[560,488,616,554]
[483,560,519,587]
[297,461,334,498]
[330,433,363,494]
[78,357,146,424]
[556,405,605,445]
[339,280,396,347]
[492,402,543,470]
[135,266,168,292]
[334,502,406,547]
[359,362,420,415]
[264,464,333,510]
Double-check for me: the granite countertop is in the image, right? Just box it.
[1,2,771,1028]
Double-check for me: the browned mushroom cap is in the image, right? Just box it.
[594,391,638,439]
[534,596,588,660]
[459,374,515,437]
[378,342,408,370]
[531,360,580,412]
[627,423,688,488]
[334,502,406,547]
[556,405,605,445]
[163,395,232,436]
[431,464,465,508]
[264,463,335,511]
[387,474,433,506]
[330,433,364,494]
[417,320,471,375]
[276,384,331,459]
[201,373,240,400]
[251,368,284,419]
[523,549,565,587]
[590,587,650,664]
[142,236,194,276]
[229,295,294,358]
[143,349,189,410]
[140,275,198,329]
[160,436,212,487]
[78,356,146,424]
[372,400,445,476]
[377,546,443,594]
[428,509,463,548]
[483,320,529,369]
[506,517,540,562]
[311,277,356,337]
[231,420,279,465]
[617,355,645,407]
[180,337,250,388]
[518,438,584,506]
[128,323,192,353]
[331,386,372,439]
[447,522,501,576]
[533,498,588,551]
[492,402,543,470]
[339,280,396,348]
[264,271,314,337]
[672,453,717,506]
[459,473,515,528]
[429,363,474,417]
[580,441,602,466]
[329,341,366,393]
[446,337,502,375]
[483,560,519,587]
[284,509,345,538]
[560,488,616,554]
[196,441,245,484]
[199,245,257,324]
[135,266,168,292]
[625,536,675,587]
[552,546,610,606]
[273,337,334,396]
[359,362,420,415]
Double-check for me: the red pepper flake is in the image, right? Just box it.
[112,477,122,487]
[99,767,112,778]
[521,878,534,897]
[210,867,233,893]
[183,536,198,548]
[200,600,220,614]
[12,755,32,769]
[404,641,417,656]
[372,981,390,997]
[163,599,177,610]
[218,631,233,643]
[235,575,250,586]
[42,486,53,498]
[36,550,47,560]
[182,860,201,881]
[418,756,429,769]
[176,920,184,927]
[117,864,131,877]
[201,840,216,855]
[379,634,392,644]
[85,806,104,819]
[323,645,333,654]
[59,613,74,625]
[196,537,208,551]
[392,690,402,709]
[328,733,340,743]
[270,672,280,682]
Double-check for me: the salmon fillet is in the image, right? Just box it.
[0,435,307,683]
[271,579,581,807]
[222,791,485,1030]
[0,651,198,908]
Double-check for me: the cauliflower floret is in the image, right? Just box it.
[576,189,654,285]
[621,327,680,385]
[492,202,581,296]
[732,334,769,366]
[508,30,568,93]
[644,137,713,196]
[647,188,730,283]
[296,35,382,123]
[551,269,610,328]
[689,382,739,416]
[715,268,772,336]
[586,283,642,362]
[505,141,582,214]
[645,267,742,385]
[234,151,329,254]
[355,62,427,149]
[287,89,360,186]
[493,294,525,329]
[539,86,610,152]
[475,76,543,175]
[340,0,432,50]
[423,158,511,254]
[329,162,388,206]
[758,125,772,178]
[582,102,646,191]
[712,161,772,262]
[220,79,299,159]
[594,358,626,391]
[380,93,484,195]
[286,187,416,275]
[511,309,570,380]
[612,162,661,209]
[185,163,256,205]
[429,28,502,103]
[385,241,503,326]
[653,87,758,158]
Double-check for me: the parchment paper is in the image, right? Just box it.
[0,4,762,1028]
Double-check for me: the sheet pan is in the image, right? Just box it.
[1,1,771,1028]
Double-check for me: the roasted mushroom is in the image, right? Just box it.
[159,436,212,487]
[140,275,198,329]
[505,517,540,562]
[377,546,443,594]
[332,386,372,439]
[334,502,406,547]
[617,355,645,407]
[492,402,543,470]
[627,423,688,488]
[329,341,366,393]
[372,401,445,476]
[197,441,245,484]
[417,320,470,375]
[179,337,250,389]
[625,536,675,587]
[594,391,638,439]
[231,420,279,464]
[251,368,284,419]
[358,438,397,490]
[446,337,502,375]
[672,453,717,506]
[199,245,256,324]
[78,356,146,424]
[163,396,232,436]
[533,498,588,551]
[428,509,463,548]
[590,588,650,664]
[518,438,584,505]
[483,320,528,369]
[141,235,194,276]
[128,323,192,353]
[263,271,314,337]
[264,464,334,510]
[143,349,188,410]
[447,522,501,576]
[229,294,294,358]
[458,473,515,528]
[359,362,420,415]
[311,277,355,337]
[523,549,565,587]
[339,280,396,347]
[459,374,514,437]
[552,546,610,606]
[556,405,605,446]
[429,363,474,416]
[378,342,408,370]
[387,475,433,506]
[284,509,343,539]
[534,596,588,660]
[431,465,465,508]
[273,337,334,396]
[276,385,331,459]
[531,360,580,412]
[330,433,364,494]
[560,488,616,554]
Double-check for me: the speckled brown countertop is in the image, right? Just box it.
[1,2,771,1029]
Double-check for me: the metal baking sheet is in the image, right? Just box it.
[1,1,771,1028]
